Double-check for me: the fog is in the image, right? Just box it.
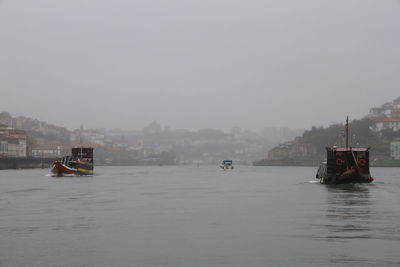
[1,0,399,132]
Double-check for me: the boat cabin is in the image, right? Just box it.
[72,147,93,163]
[326,147,370,176]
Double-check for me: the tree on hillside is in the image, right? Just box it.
[301,123,344,153]
[0,112,12,119]
[300,118,380,154]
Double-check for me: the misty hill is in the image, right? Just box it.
[103,122,303,164]
[255,96,400,166]
[0,112,71,145]
[1,112,303,164]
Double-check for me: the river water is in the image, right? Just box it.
[0,166,399,267]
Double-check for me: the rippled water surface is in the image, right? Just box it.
[1,166,399,267]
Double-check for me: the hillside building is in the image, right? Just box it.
[268,141,317,160]
[368,97,400,133]
[0,125,28,157]
[371,117,400,132]
[390,139,400,160]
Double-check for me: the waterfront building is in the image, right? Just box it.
[31,145,68,158]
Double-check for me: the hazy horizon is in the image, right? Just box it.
[1,0,400,132]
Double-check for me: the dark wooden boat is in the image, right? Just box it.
[51,147,93,176]
[316,117,374,184]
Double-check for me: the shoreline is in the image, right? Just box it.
[1,159,400,170]
[0,157,54,170]
[253,159,400,168]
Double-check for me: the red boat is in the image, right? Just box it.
[51,147,94,176]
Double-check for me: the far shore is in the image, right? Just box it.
[253,159,400,168]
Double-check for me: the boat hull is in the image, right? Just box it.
[317,164,372,184]
[51,161,93,176]
[220,166,234,170]
[320,173,372,184]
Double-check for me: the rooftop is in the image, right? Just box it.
[327,147,369,152]
[377,117,400,122]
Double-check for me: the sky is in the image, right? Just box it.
[1,0,400,132]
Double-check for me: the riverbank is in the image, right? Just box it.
[253,159,319,167]
[0,158,55,169]
[253,158,400,167]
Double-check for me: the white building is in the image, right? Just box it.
[371,117,400,132]
[32,145,63,158]
[367,97,400,119]
[390,139,400,160]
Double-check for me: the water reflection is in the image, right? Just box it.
[324,184,371,240]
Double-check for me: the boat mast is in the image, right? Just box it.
[345,116,349,149]
[79,127,83,160]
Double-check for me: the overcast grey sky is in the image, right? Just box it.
[1,0,399,131]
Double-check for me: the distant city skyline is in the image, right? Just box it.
[1,111,306,135]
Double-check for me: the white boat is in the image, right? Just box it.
[220,160,234,170]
